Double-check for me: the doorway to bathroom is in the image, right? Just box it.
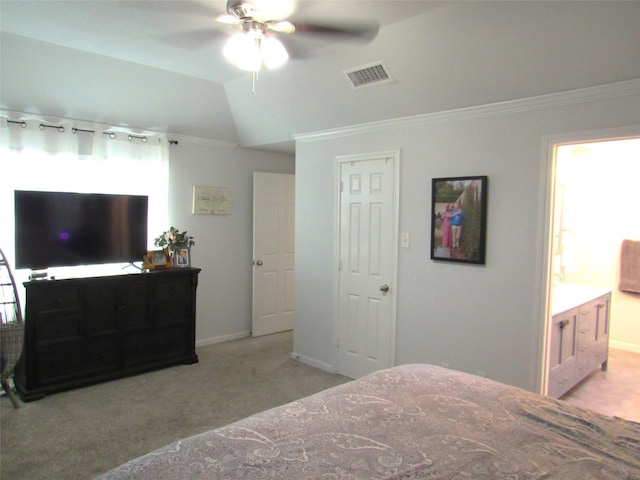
[544,133,640,404]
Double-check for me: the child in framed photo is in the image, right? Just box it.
[431,176,487,264]
[175,248,190,267]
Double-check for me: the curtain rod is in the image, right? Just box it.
[4,117,163,144]
[72,127,95,134]
[39,123,65,133]
[7,119,27,128]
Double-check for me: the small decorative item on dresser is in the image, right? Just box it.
[142,249,172,270]
[153,227,195,267]
[174,247,190,268]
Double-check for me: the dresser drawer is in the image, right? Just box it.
[35,336,120,386]
[156,302,190,326]
[36,315,83,343]
[31,287,82,314]
[155,277,190,301]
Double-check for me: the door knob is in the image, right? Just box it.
[379,284,389,293]
[255,260,263,266]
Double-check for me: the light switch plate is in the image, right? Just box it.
[401,232,410,248]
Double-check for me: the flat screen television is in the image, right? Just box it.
[14,190,149,270]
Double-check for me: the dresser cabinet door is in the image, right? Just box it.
[124,325,190,367]
[155,274,192,326]
[86,283,120,335]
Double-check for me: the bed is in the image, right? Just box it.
[94,364,640,479]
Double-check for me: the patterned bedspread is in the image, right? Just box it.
[94,364,640,479]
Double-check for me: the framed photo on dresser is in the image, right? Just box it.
[174,248,190,268]
[143,249,171,270]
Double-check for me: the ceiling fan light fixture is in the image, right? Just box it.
[224,32,262,72]
[262,36,288,69]
[223,30,289,72]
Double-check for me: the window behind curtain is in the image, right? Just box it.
[0,119,169,281]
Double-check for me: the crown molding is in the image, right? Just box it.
[295,79,640,144]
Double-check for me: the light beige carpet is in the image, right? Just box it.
[0,331,350,480]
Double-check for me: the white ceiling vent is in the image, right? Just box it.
[344,62,393,89]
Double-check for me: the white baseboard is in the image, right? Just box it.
[196,331,250,348]
[290,351,336,374]
[610,340,640,354]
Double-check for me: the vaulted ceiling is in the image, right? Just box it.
[2,1,640,153]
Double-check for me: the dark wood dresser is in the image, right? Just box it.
[15,268,200,401]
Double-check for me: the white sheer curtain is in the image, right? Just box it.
[0,117,169,279]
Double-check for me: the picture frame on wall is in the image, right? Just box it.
[430,176,488,264]
[192,185,230,215]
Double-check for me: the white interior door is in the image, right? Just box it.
[252,172,295,337]
[337,155,397,378]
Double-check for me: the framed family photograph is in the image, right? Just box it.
[142,249,172,270]
[174,247,190,268]
[430,176,488,264]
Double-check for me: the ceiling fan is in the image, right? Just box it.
[214,0,379,72]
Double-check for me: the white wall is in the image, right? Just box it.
[167,140,294,345]
[293,80,640,392]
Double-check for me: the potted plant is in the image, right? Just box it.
[153,227,195,267]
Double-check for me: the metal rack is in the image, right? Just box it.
[0,248,24,408]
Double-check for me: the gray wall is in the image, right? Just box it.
[1,32,296,344]
[292,81,640,392]
[167,140,294,345]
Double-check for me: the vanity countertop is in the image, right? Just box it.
[552,283,611,316]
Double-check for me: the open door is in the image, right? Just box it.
[252,172,295,337]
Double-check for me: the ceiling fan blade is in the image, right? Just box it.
[290,19,379,44]
[225,0,295,22]
[119,0,221,19]
[267,20,296,34]
[216,13,242,25]
[152,28,228,50]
